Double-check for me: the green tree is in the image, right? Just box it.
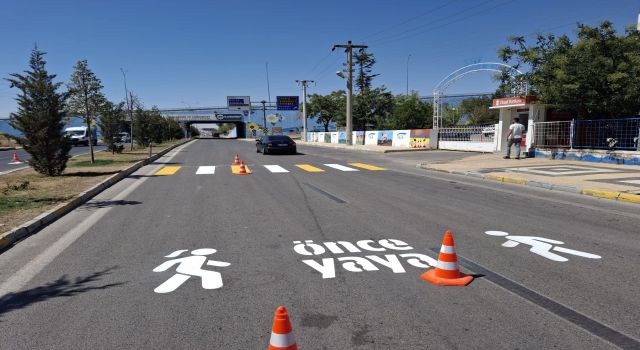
[133,107,153,147]
[457,96,498,124]
[354,49,380,93]
[67,59,106,163]
[166,118,184,140]
[98,101,126,153]
[307,91,346,132]
[498,21,640,118]
[443,105,465,127]
[385,93,433,129]
[352,86,394,130]
[6,48,71,176]
[189,125,200,137]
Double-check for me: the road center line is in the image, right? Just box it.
[0,143,192,297]
[303,183,347,204]
[431,248,640,349]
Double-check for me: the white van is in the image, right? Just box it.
[64,126,97,146]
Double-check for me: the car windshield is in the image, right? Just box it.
[65,130,85,136]
[268,136,292,142]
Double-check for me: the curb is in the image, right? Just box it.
[418,164,640,205]
[0,140,192,250]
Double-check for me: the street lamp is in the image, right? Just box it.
[406,54,412,95]
[260,100,267,135]
[120,68,134,151]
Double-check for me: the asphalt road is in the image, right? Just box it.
[0,139,638,349]
[0,144,107,173]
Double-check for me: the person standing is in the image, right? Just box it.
[504,117,525,159]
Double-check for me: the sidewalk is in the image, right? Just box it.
[420,153,640,204]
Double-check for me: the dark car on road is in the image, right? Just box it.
[256,135,297,155]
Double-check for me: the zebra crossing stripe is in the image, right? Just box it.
[264,165,289,173]
[324,164,359,172]
[296,164,325,172]
[155,166,182,176]
[196,166,216,174]
[349,163,386,171]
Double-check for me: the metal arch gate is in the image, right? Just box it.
[432,62,527,129]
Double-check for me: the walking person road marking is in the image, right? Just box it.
[485,231,601,262]
[153,248,230,293]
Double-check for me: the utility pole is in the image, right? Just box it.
[121,68,134,151]
[332,40,367,145]
[296,80,314,141]
[260,100,267,136]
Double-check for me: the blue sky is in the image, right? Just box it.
[0,0,638,118]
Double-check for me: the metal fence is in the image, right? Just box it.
[438,124,495,142]
[533,121,572,148]
[573,118,640,150]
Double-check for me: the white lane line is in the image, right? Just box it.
[324,164,359,172]
[620,179,640,185]
[0,142,192,296]
[263,165,289,173]
[196,166,216,175]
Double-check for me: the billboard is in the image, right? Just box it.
[276,96,299,110]
[227,96,251,110]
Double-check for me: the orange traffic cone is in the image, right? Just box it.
[8,150,24,164]
[238,161,248,175]
[421,230,473,286]
[268,306,297,350]
[232,154,241,165]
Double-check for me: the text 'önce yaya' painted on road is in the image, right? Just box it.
[484,231,601,262]
[293,239,438,279]
[153,248,230,293]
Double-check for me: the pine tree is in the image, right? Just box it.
[98,101,126,154]
[354,49,379,93]
[7,48,71,176]
[67,59,106,163]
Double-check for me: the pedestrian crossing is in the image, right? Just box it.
[153,163,386,176]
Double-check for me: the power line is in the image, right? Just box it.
[371,0,511,45]
[361,0,457,41]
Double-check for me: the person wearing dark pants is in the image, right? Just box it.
[504,117,525,159]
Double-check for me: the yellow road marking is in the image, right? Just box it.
[349,163,386,171]
[231,165,252,174]
[295,164,325,172]
[154,166,182,176]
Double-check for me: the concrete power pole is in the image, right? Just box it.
[333,41,367,145]
[296,80,314,141]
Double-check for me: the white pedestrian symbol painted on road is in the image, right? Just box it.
[485,231,601,262]
[153,248,230,293]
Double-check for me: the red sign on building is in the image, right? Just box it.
[491,96,537,108]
